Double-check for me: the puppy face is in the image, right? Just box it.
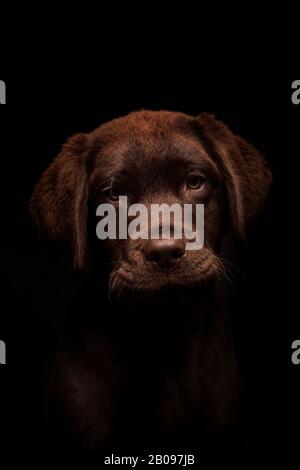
[30,111,272,299]
[89,116,225,296]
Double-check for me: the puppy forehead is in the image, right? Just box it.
[91,111,219,179]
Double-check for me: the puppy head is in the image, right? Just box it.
[30,111,272,298]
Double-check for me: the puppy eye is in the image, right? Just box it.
[186,174,206,190]
[110,186,121,201]
[109,181,126,201]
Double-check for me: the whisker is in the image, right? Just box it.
[218,257,246,284]
[215,258,234,286]
[108,271,119,303]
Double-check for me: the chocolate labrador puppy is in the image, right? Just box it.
[30,111,272,449]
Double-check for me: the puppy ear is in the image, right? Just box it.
[29,133,90,270]
[196,113,272,238]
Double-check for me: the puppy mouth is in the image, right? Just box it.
[108,253,222,302]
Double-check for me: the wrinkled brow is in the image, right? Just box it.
[172,134,222,183]
[89,142,132,193]
[89,132,223,196]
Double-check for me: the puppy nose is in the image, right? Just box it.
[143,239,186,271]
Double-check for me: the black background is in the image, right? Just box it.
[0,25,299,449]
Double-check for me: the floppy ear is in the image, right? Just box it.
[29,133,90,270]
[196,113,272,238]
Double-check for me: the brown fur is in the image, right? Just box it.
[29,111,272,448]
